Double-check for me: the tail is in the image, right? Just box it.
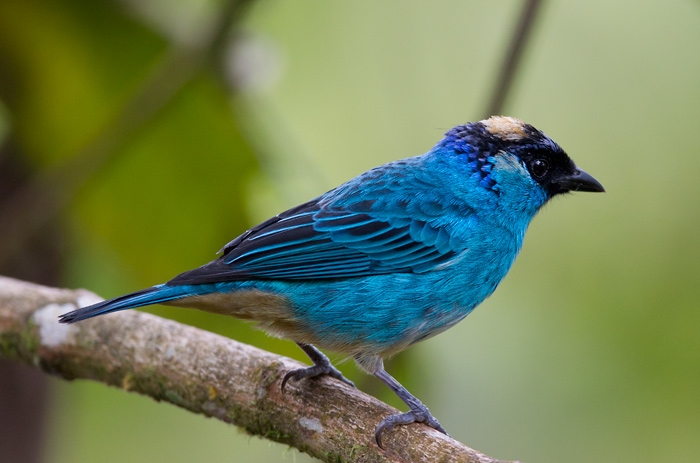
[59,284,191,324]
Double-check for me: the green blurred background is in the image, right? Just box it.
[1,0,699,462]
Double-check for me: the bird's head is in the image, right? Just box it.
[437,116,604,215]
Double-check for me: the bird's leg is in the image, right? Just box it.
[281,342,355,391]
[374,367,448,448]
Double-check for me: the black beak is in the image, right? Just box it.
[555,168,605,193]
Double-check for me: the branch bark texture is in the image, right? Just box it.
[0,276,517,463]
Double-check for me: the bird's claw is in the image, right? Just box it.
[375,404,449,449]
[280,364,355,392]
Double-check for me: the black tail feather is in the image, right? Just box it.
[58,286,177,324]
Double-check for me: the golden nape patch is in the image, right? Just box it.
[482,116,528,141]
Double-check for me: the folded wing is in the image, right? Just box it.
[167,192,464,284]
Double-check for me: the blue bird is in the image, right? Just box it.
[59,116,604,447]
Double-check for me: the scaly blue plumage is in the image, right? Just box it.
[59,116,604,446]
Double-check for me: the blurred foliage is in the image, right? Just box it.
[0,0,164,163]
[1,1,700,463]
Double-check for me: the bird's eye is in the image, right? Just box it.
[530,159,549,178]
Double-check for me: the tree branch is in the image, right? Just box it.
[0,275,518,463]
[483,0,544,118]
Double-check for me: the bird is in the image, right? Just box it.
[59,116,604,447]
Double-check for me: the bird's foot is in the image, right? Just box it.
[372,367,449,448]
[280,363,354,391]
[375,403,448,449]
[281,343,355,392]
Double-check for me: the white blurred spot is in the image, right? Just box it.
[32,303,79,347]
[299,417,323,433]
[77,292,104,309]
[225,34,283,94]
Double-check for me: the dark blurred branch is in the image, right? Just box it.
[0,110,64,463]
[483,0,544,117]
[0,276,519,463]
[0,0,254,268]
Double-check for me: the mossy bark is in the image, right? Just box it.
[0,275,518,463]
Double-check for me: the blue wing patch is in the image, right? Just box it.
[167,194,462,285]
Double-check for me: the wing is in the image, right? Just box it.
[168,163,471,285]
